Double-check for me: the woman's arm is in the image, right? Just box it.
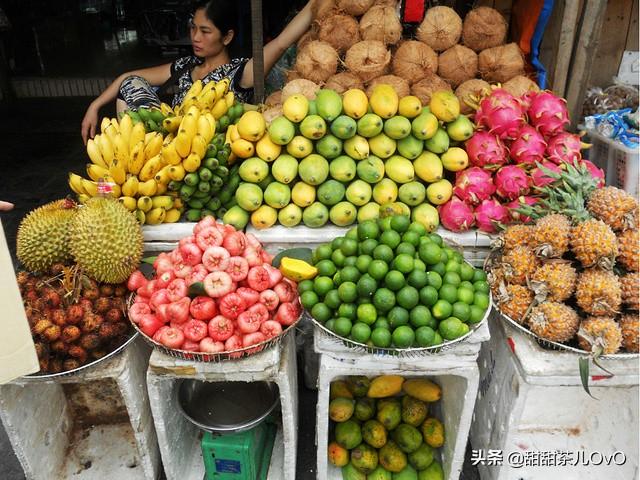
[240,1,314,89]
[81,63,173,144]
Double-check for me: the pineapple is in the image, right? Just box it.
[530,261,577,302]
[495,283,533,324]
[617,229,639,272]
[502,246,539,286]
[619,314,639,353]
[577,316,622,355]
[527,302,579,343]
[570,218,618,270]
[531,214,571,258]
[620,272,639,311]
[575,269,622,316]
[487,266,505,296]
[587,186,638,232]
[500,224,534,250]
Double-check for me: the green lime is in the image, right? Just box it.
[438,284,458,304]
[357,274,378,298]
[357,304,377,325]
[351,322,371,343]
[473,269,488,282]
[332,271,343,286]
[378,216,393,231]
[402,230,421,247]
[397,285,419,309]
[359,238,378,256]
[334,317,353,337]
[311,303,332,323]
[474,292,490,310]
[393,253,415,274]
[338,282,358,303]
[368,259,389,281]
[341,238,359,257]
[452,252,464,264]
[457,287,475,305]
[300,291,319,310]
[426,271,443,290]
[419,286,439,307]
[324,289,341,310]
[419,243,442,265]
[331,237,344,250]
[408,269,429,289]
[445,259,460,274]
[428,233,443,246]
[408,221,427,236]
[474,280,490,294]
[390,215,410,233]
[325,319,336,332]
[413,258,427,272]
[444,248,455,260]
[338,303,357,320]
[452,302,471,322]
[439,251,449,263]
[469,305,486,324]
[298,279,314,293]
[430,262,446,277]
[380,230,401,249]
[373,244,394,264]
[438,317,465,340]
[388,306,409,328]
[344,256,357,267]
[373,288,396,312]
[395,242,416,257]
[460,323,470,335]
[355,255,373,274]
[410,305,435,329]
[313,276,334,297]
[331,249,346,268]
[374,317,389,330]
[415,326,436,347]
[384,270,406,291]
[314,244,332,262]
[432,300,453,320]
[316,259,337,277]
[346,227,358,241]
[442,271,461,287]
[341,266,361,283]
[432,331,443,346]
[459,280,474,290]
[392,326,415,348]
[358,220,380,241]
[459,262,475,281]
[371,328,392,348]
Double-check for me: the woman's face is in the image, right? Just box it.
[190,9,232,58]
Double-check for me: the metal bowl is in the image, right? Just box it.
[175,379,279,434]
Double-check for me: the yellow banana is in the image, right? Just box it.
[112,133,129,169]
[182,152,202,172]
[179,96,198,113]
[151,195,175,209]
[137,179,158,197]
[174,130,192,158]
[118,114,133,146]
[161,142,182,166]
[143,133,163,159]
[100,117,112,134]
[179,112,198,139]
[214,79,229,102]
[82,179,98,197]
[185,79,203,99]
[197,115,214,143]
[110,118,120,132]
[168,164,186,181]
[144,132,156,144]
[145,207,166,225]
[160,102,174,116]
[173,198,185,209]
[121,175,139,197]
[163,116,182,133]
[204,112,217,135]
[68,173,86,195]
[77,194,91,204]
[227,124,240,143]
[108,182,121,198]
[164,208,182,223]
[211,97,228,119]
[104,123,118,143]
[135,209,146,224]
[128,141,146,175]
[109,159,127,185]
[156,183,167,195]
[86,138,107,168]
[118,196,137,211]
[97,134,114,166]
[154,165,172,186]
[225,91,235,108]
[198,89,216,110]
[87,164,110,182]
[163,132,176,146]
[129,122,146,153]
[191,133,208,159]
[198,80,216,98]
[138,154,164,182]
[137,196,153,212]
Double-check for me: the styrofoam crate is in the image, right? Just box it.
[586,129,639,198]
[470,312,639,480]
[0,339,160,480]
[142,223,195,252]
[316,354,479,480]
[145,334,298,480]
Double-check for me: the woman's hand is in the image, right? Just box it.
[81,103,99,145]
[0,201,14,212]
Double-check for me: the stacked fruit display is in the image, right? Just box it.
[300,215,490,349]
[489,163,639,354]
[328,375,445,480]
[126,217,301,354]
[438,88,606,234]
[233,86,475,230]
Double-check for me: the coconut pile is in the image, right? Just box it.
[269,3,537,117]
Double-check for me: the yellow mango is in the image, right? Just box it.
[402,378,442,402]
[367,375,404,398]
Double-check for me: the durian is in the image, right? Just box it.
[70,197,143,283]
[17,199,78,272]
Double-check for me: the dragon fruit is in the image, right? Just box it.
[519,90,539,110]
[494,165,530,200]
[475,89,526,139]
[527,91,570,138]
[531,161,562,188]
[506,196,538,223]
[474,198,511,233]
[453,167,496,205]
[465,132,508,170]
[509,125,547,166]
[438,197,475,232]
[545,132,582,164]
[579,159,605,187]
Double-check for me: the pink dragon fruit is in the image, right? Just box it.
[465,132,508,171]
[494,165,530,200]
[545,132,582,164]
[579,159,606,187]
[474,198,511,233]
[527,91,570,138]
[475,89,526,139]
[509,125,547,166]
[531,160,562,188]
[438,197,475,232]
[519,90,539,110]
[506,196,538,223]
[453,167,496,205]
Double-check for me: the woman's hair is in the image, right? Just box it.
[193,1,239,37]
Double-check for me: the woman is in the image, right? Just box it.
[81,0,314,144]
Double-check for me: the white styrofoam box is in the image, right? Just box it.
[145,334,298,480]
[586,128,639,198]
[142,223,195,252]
[0,339,160,480]
[316,353,479,480]
[470,312,639,480]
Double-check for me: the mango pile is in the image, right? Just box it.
[227,86,472,230]
[329,375,445,480]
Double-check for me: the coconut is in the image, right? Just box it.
[478,43,525,83]
[262,105,283,124]
[410,72,452,105]
[324,72,365,94]
[391,40,438,85]
[455,79,491,114]
[359,5,402,46]
[313,0,336,19]
[282,79,320,101]
[462,7,508,52]
[366,75,410,98]
[345,40,391,82]
[337,0,375,16]
[294,40,339,84]
[502,75,540,97]
[374,0,398,5]
[438,45,478,88]
[265,90,282,106]
[286,69,302,82]
[416,6,462,52]
[317,14,361,53]
[297,29,317,51]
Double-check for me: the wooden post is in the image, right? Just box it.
[250,0,264,104]
[552,0,580,97]
[565,0,608,126]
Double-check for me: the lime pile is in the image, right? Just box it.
[299,215,490,348]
